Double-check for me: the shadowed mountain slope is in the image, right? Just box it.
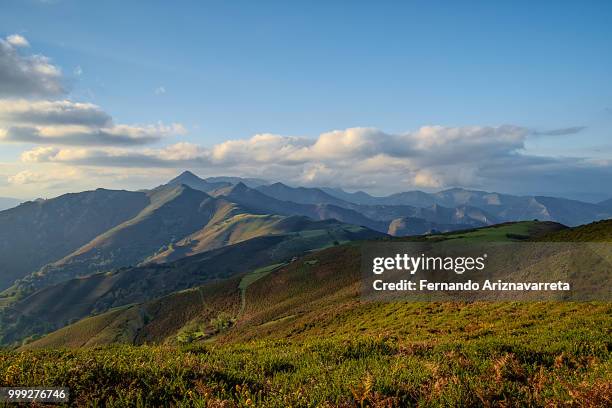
[0,189,150,291]
[204,175,268,188]
[387,217,473,236]
[215,183,388,232]
[255,183,495,229]
[533,196,611,226]
[598,198,612,211]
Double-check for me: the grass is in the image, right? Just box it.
[537,219,612,242]
[8,246,609,405]
[239,264,287,292]
[239,263,287,314]
[2,304,610,407]
[436,221,538,242]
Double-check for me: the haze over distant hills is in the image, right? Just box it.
[0,197,21,212]
[599,198,612,211]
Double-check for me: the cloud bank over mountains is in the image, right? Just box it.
[0,34,610,197]
[20,126,527,188]
[18,125,611,195]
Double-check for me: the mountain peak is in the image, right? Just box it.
[269,182,290,188]
[169,171,201,184]
[230,182,249,192]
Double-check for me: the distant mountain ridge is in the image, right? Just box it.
[321,185,611,226]
[167,170,231,192]
[167,171,612,229]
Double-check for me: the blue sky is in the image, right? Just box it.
[0,0,611,199]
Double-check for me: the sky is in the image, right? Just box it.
[0,0,611,201]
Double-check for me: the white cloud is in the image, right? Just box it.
[20,146,60,163]
[154,86,166,95]
[7,125,579,191]
[0,99,110,126]
[8,170,49,184]
[0,99,186,146]
[0,34,63,97]
[6,35,30,48]
[12,124,612,194]
[18,125,527,171]
[0,37,186,148]
[7,168,79,185]
[3,123,184,146]
[73,65,83,76]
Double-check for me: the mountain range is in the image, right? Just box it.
[1,170,610,294]
[0,170,610,345]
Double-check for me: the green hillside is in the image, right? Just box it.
[20,278,242,349]
[148,214,343,263]
[433,220,565,241]
[536,219,612,242]
[15,221,592,348]
[8,221,612,406]
[1,221,381,345]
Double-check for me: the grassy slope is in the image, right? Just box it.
[8,220,612,406]
[431,220,566,242]
[535,219,612,242]
[148,214,346,263]
[18,221,585,347]
[24,278,242,349]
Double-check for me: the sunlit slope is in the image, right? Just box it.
[147,214,350,263]
[225,246,610,344]
[430,220,566,242]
